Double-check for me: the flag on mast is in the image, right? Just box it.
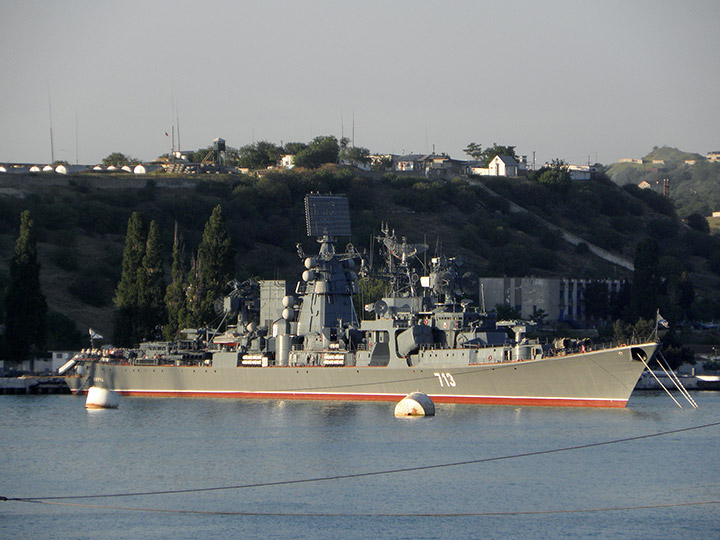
[89,328,104,340]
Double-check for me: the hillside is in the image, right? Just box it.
[1,167,720,349]
[606,146,720,218]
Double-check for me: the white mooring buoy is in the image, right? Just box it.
[85,386,120,409]
[394,391,435,417]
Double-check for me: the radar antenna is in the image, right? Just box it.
[304,194,351,238]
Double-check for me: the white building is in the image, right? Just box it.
[567,164,596,181]
[471,155,519,177]
[488,155,519,176]
[281,154,296,169]
[133,164,161,174]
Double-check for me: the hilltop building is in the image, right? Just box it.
[392,153,466,176]
[470,155,520,177]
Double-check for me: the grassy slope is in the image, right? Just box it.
[1,167,719,345]
[606,146,720,218]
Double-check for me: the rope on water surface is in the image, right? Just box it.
[3,420,719,508]
[9,497,720,517]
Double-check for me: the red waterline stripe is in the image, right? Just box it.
[73,389,627,408]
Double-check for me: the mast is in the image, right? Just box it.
[47,82,55,163]
[176,105,181,154]
[75,110,79,165]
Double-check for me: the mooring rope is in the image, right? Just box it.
[657,351,698,408]
[6,497,720,517]
[639,356,683,408]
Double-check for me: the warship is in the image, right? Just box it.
[64,194,659,408]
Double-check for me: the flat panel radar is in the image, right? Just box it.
[304,195,351,237]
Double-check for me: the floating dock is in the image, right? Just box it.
[0,376,71,395]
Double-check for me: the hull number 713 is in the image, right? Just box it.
[433,372,456,387]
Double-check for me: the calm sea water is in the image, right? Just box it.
[1,391,719,540]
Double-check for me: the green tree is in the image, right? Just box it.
[185,146,212,163]
[294,135,340,168]
[583,281,611,321]
[164,223,189,339]
[184,254,202,327]
[46,311,83,350]
[686,213,710,233]
[102,152,139,167]
[339,146,371,167]
[529,308,548,326]
[193,205,234,325]
[371,156,393,171]
[536,159,571,187]
[283,141,308,155]
[631,238,661,321]
[5,210,47,363]
[612,318,655,343]
[676,271,695,320]
[137,220,166,340]
[237,141,284,169]
[495,304,521,320]
[480,143,517,166]
[355,277,388,320]
[113,212,147,346]
[463,142,483,160]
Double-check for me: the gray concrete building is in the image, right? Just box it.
[479,277,624,323]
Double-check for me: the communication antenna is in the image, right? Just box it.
[176,104,181,154]
[170,84,175,157]
[47,81,55,163]
[75,110,78,165]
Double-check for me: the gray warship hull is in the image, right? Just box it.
[67,342,656,408]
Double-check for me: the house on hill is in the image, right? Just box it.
[393,153,465,175]
[394,154,426,172]
[707,151,720,163]
[489,155,518,176]
[567,164,596,181]
[471,155,519,177]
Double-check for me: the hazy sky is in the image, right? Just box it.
[1,0,718,166]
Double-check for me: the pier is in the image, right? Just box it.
[0,376,71,395]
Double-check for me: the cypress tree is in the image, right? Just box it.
[631,238,661,321]
[137,220,166,340]
[164,222,188,339]
[195,205,234,325]
[184,253,202,328]
[113,212,147,346]
[5,210,47,363]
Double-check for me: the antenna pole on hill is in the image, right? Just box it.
[47,81,55,163]
[75,111,78,165]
